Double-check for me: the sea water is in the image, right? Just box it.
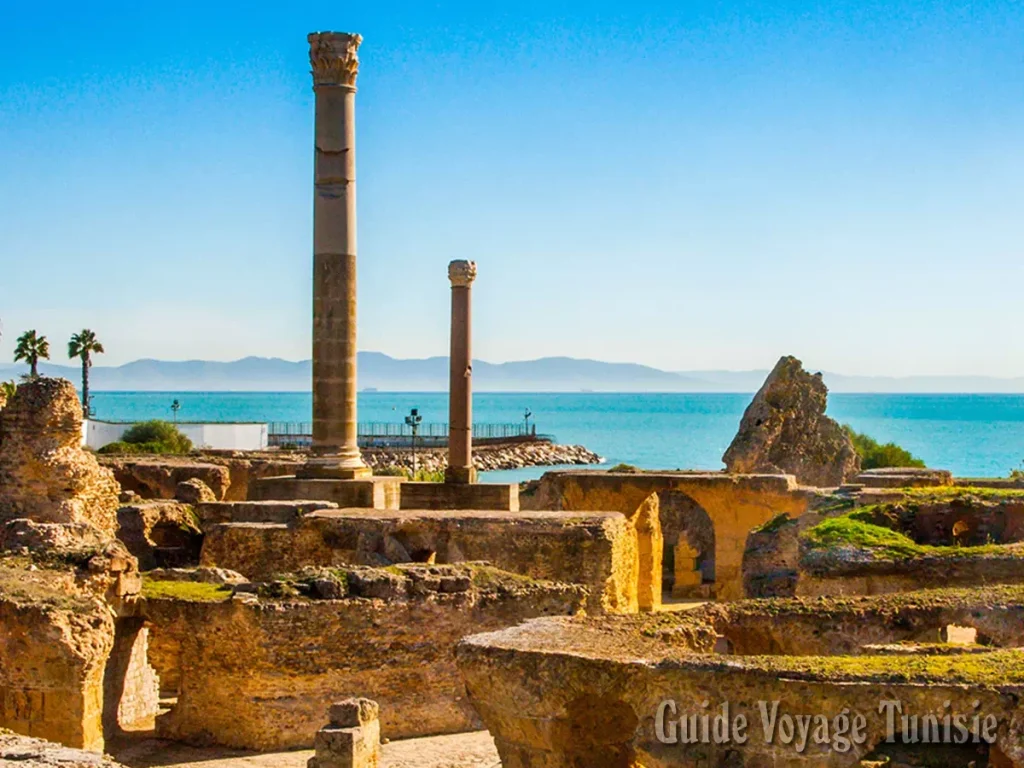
[88,391,1024,482]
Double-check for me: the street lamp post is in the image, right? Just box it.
[524,408,533,437]
[170,399,181,423]
[405,408,422,477]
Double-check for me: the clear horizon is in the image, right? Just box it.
[2,2,1022,377]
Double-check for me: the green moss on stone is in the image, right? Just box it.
[141,578,233,602]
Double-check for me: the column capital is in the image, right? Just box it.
[448,260,478,287]
[308,31,362,88]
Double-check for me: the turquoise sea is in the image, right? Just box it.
[88,392,1024,482]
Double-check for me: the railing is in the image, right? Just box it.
[268,421,539,448]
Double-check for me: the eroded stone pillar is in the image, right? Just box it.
[302,31,369,479]
[445,260,477,484]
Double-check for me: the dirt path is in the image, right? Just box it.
[110,731,499,768]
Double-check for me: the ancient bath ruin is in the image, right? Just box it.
[2,30,1023,768]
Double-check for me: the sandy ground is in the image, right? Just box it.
[109,731,499,768]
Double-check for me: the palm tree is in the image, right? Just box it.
[68,329,104,417]
[14,330,50,378]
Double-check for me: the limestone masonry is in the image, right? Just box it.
[3,28,1023,768]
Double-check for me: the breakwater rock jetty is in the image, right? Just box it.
[364,440,603,475]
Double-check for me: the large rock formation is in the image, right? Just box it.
[0,378,121,536]
[723,356,859,487]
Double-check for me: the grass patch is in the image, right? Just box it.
[802,513,1013,560]
[899,486,1024,502]
[141,578,233,602]
[729,649,1024,685]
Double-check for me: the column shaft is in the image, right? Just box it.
[302,32,369,479]
[446,261,477,484]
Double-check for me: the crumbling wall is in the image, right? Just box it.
[199,508,640,614]
[744,493,1024,598]
[98,453,308,502]
[117,501,203,570]
[0,378,121,536]
[457,613,1024,768]
[0,577,114,751]
[535,471,812,599]
[141,564,586,750]
[102,618,160,737]
[100,458,231,501]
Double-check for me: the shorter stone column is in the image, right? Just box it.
[308,698,381,768]
[445,260,477,484]
[672,540,702,598]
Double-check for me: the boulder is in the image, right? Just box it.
[174,478,216,504]
[723,355,860,487]
[0,378,121,537]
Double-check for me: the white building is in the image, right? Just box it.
[83,420,268,451]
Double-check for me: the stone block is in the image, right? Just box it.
[308,719,380,768]
[328,697,379,727]
[250,476,401,510]
[398,482,517,511]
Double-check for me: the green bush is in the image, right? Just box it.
[374,466,408,477]
[842,425,925,470]
[98,420,192,455]
[607,463,640,473]
[412,468,446,482]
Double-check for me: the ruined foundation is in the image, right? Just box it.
[139,563,585,750]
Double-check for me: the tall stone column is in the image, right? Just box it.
[445,260,477,484]
[302,31,369,479]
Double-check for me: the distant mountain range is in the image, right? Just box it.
[2,353,1023,393]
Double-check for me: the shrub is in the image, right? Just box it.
[98,420,192,455]
[607,463,640,473]
[842,425,925,470]
[412,468,446,482]
[374,466,408,477]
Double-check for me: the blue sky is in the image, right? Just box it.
[1,1,1022,376]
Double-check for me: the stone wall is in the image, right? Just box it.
[102,619,160,736]
[744,492,1024,599]
[0,378,120,537]
[0,566,114,751]
[198,507,643,614]
[532,471,812,600]
[100,458,232,501]
[457,588,1024,767]
[116,501,203,570]
[140,564,586,750]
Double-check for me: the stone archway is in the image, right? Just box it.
[101,617,160,742]
[659,491,715,599]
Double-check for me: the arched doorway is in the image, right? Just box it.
[659,491,715,599]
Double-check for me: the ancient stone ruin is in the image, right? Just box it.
[5,28,1024,768]
[308,698,381,768]
[723,355,860,487]
[0,378,121,536]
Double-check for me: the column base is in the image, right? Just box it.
[297,455,372,480]
[443,466,478,485]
